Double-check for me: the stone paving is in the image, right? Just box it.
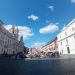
[0,54,75,75]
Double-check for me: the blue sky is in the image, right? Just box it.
[0,0,75,48]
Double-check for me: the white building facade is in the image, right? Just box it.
[41,37,58,53]
[57,19,75,54]
[0,20,24,55]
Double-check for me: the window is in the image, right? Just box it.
[65,32,67,36]
[66,39,68,44]
[62,50,63,53]
[60,36,61,38]
[72,27,75,31]
[74,36,75,39]
[61,42,62,45]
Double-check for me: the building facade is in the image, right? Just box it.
[0,20,24,55]
[41,37,58,53]
[57,19,75,54]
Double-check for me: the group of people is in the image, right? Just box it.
[51,52,59,57]
[46,51,60,58]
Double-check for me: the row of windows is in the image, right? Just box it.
[0,33,16,46]
[61,36,75,45]
[60,27,75,38]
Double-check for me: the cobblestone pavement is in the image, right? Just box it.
[0,55,75,75]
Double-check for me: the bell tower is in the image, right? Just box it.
[14,26,19,39]
[11,25,19,40]
[0,20,4,29]
[20,35,23,42]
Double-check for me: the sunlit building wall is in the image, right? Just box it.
[0,20,24,54]
[57,19,75,54]
[41,37,58,53]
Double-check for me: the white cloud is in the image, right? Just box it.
[32,42,45,48]
[28,14,39,21]
[4,25,34,40]
[46,20,49,23]
[55,22,59,25]
[48,5,54,11]
[71,0,75,3]
[18,26,34,40]
[39,23,59,34]
[4,25,12,30]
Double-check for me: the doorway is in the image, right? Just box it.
[67,47,70,54]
